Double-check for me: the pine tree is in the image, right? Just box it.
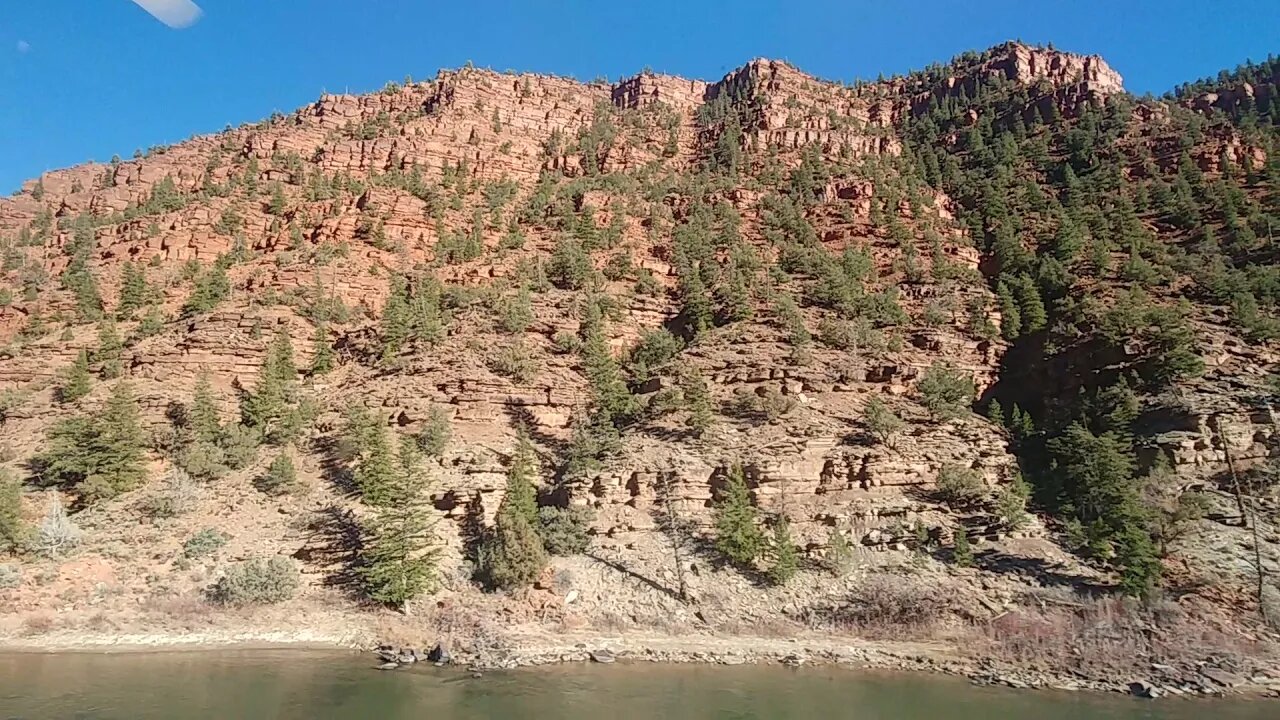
[258,452,299,495]
[416,405,451,457]
[243,330,298,434]
[680,367,713,436]
[996,280,1022,340]
[58,350,93,404]
[580,298,635,424]
[0,469,26,553]
[498,285,534,334]
[116,261,150,319]
[96,319,124,379]
[355,423,396,507]
[380,276,411,363]
[713,464,763,566]
[677,262,714,337]
[188,371,223,444]
[137,306,165,337]
[478,496,547,590]
[360,435,440,610]
[181,264,230,317]
[69,382,147,502]
[503,430,540,527]
[985,398,1005,426]
[1015,275,1047,333]
[267,181,287,215]
[309,324,335,375]
[768,514,798,585]
[1008,404,1036,443]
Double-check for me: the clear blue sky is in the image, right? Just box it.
[2,0,1277,193]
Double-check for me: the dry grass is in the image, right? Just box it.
[977,594,1275,680]
[801,573,954,640]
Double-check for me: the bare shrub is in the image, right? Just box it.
[147,466,199,518]
[979,594,1270,681]
[805,574,951,639]
[34,491,81,558]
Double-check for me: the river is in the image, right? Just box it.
[0,650,1272,719]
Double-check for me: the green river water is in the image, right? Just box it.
[0,651,1273,719]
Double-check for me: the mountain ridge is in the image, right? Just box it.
[0,39,1278,694]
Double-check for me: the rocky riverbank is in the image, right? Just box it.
[4,622,1279,701]
[363,628,1280,700]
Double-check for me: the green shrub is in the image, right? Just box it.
[0,564,19,589]
[918,363,974,421]
[183,528,228,559]
[936,464,985,507]
[256,453,299,495]
[416,405,451,457]
[211,556,299,605]
[538,506,593,556]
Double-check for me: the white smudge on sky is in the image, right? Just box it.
[130,0,204,29]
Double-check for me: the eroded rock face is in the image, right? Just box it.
[0,44,1275,618]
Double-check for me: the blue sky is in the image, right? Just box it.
[1,0,1277,192]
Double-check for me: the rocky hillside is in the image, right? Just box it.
[1,41,1278,688]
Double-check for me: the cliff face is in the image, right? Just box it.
[0,42,1277,663]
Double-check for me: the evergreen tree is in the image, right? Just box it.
[188,371,223,444]
[181,264,230,317]
[309,324,335,375]
[864,396,905,447]
[416,405,451,457]
[953,526,973,567]
[713,464,763,566]
[96,319,124,379]
[498,286,534,334]
[243,330,298,435]
[503,429,540,527]
[918,363,975,421]
[681,367,714,436]
[116,261,150,319]
[1009,404,1036,443]
[267,181,287,215]
[360,435,440,610]
[478,495,547,590]
[995,280,1022,340]
[768,514,798,585]
[42,382,147,502]
[258,452,299,495]
[676,261,715,338]
[580,298,635,424]
[0,469,26,553]
[354,423,396,507]
[1015,275,1047,333]
[379,276,411,363]
[985,398,1005,426]
[58,350,92,404]
[137,306,165,337]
